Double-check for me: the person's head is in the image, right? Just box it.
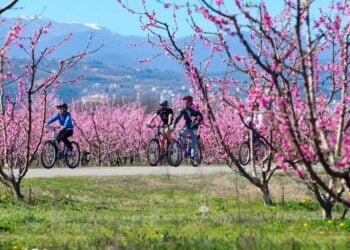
[56,102,68,114]
[159,100,169,110]
[182,95,193,108]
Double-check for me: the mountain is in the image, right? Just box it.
[0,17,245,73]
[3,58,188,103]
[1,17,334,102]
[1,17,239,103]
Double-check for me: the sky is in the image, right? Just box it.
[1,0,325,37]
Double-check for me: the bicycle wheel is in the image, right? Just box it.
[41,140,57,169]
[239,141,250,166]
[255,140,268,163]
[191,141,202,167]
[65,141,80,169]
[146,138,160,166]
[167,140,182,167]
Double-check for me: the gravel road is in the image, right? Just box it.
[26,166,234,178]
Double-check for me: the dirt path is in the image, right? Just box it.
[26,165,234,178]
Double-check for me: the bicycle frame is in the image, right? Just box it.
[177,128,199,158]
[47,126,67,159]
[149,125,172,144]
[49,126,60,140]
[42,126,80,169]
[243,130,262,146]
[239,129,268,164]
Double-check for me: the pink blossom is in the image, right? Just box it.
[214,0,223,6]
[138,57,152,64]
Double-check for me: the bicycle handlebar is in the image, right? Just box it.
[46,126,61,130]
[46,125,61,129]
[146,124,157,129]
[147,124,171,129]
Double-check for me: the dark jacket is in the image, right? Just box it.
[173,107,203,129]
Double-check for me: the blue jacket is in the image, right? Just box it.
[47,112,74,129]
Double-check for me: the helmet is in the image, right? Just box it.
[159,100,169,107]
[56,102,68,109]
[182,95,193,103]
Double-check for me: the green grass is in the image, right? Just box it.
[0,173,349,249]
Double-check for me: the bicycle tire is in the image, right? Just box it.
[191,140,202,167]
[239,141,250,166]
[65,141,80,169]
[146,138,161,166]
[167,140,182,167]
[41,140,57,169]
[255,140,268,164]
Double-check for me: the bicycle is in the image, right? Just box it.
[41,126,81,169]
[146,125,172,166]
[239,130,268,165]
[167,128,202,167]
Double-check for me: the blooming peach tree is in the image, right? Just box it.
[117,0,350,216]
[0,18,98,199]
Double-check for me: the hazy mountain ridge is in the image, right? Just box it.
[0,17,246,72]
[1,17,334,101]
[0,17,180,71]
[4,58,187,103]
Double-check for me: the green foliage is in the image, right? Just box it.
[0,174,349,249]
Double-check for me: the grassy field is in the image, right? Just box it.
[0,173,349,249]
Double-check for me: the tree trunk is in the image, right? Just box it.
[260,185,273,206]
[322,200,333,219]
[11,180,24,201]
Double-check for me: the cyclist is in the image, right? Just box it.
[251,103,263,144]
[245,102,264,148]
[46,103,74,151]
[147,100,174,154]
[171,95,203,162]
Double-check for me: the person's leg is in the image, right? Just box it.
[60,129,73,150]
[56,131,62,142]
[164,127,172,146]
[56,130,64,149]
[180,127,191,142]
[253,130,259,144]
[190,128,197,158]
[159,134,165,155]
[179,128,186,143]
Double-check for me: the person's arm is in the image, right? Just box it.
[172,109,184,127]
[46,114,59,126]
[168,114,173,126]
[196,110,204,122]
[257,113,263,129]
[191,110,203,128]
[147,112,158,126]
[168,109,174,126]
[245,113,254,129]
[63,113,72,128]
